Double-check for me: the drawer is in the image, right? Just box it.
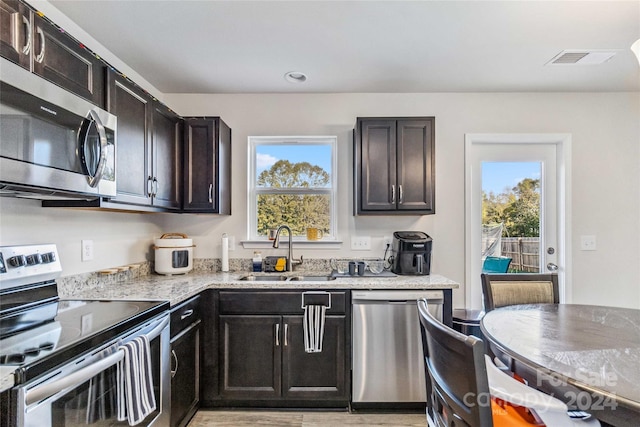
[219,291,347,315]
[170,295,201,338]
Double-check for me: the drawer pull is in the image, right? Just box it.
[180,309,194,320]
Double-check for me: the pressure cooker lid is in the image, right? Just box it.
[154,233,193,248]
[393,231,431,241]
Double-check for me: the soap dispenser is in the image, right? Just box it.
[252,251,263,272]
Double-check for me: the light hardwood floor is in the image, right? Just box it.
[187,410,426,427]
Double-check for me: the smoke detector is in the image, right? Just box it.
[546,50,618,65]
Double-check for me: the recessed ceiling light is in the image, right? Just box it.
[284,71,308,83]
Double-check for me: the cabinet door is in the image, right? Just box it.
[152,103,182,210]
[107,69,153,205]
[396,119,435,213]
[170,321,200,427]
[0,0,30,69]
[183,117,231,214]
[31,13,105,106]
[282,315,347,401]
[219,315,281,399]
[357,119,397,212]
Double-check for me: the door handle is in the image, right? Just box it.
[275,323,280,346]
[390,184,396,204]
[547,262,559,272]
[398,184,404,204]
[208,183,213,203]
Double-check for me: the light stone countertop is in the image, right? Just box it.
[59,271,459,306]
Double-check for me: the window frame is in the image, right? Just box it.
[247,136,338,241]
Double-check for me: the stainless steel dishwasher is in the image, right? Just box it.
[351,290,444,406]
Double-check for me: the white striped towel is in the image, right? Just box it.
[117,335,156,426]
[303,305,326,353]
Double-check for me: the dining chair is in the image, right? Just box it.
[481,273,559,312]
[417,299,599,427]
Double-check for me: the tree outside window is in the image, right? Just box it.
[249,137,336,240]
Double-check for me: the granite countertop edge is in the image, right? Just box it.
[60,271,460,307]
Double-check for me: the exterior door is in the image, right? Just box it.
[465,134,570,310]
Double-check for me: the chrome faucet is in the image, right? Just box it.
[272,225,303,272]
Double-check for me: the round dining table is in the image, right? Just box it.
[480,303,640,427]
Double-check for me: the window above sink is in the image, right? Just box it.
[247,136,337,242]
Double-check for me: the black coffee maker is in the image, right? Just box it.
[390,231,432,275]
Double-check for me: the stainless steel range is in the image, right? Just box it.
[0,244,170,427]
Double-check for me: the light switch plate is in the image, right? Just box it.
[580,235,597,251]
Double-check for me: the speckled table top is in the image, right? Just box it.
[59,271,459,306]
[481,303,640,422]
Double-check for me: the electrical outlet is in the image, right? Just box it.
[383,236,392,249]
[351,236,371,250]
[81,240,94,261]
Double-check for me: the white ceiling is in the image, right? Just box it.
[49,0,640,94]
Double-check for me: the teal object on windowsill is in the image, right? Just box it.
[482,256,512,273]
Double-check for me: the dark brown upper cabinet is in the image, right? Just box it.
[0,0,105,106]
[183,117,231,214]
[106,69,181,210]
[354,117,435,215]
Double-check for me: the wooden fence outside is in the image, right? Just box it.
[501,237,540,272]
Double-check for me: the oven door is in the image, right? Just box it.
[15,313,170,427]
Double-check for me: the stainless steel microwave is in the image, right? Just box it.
[0,57,116,199]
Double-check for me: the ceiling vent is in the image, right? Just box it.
[546,50,618,65]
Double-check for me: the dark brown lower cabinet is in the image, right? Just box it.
[217,291,350,407]
[170,296,201,427]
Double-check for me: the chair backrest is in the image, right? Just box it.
[481,273,559,312]
[481,256,512,273]
[417,299,493,427]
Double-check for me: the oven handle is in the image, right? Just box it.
[25,315,169,406]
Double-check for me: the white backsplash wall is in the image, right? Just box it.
[0,197,164,275]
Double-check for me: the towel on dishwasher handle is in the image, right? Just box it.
[117,335,156,426]
[303,305,326,353]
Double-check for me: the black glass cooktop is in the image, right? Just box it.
[0,299,169,383]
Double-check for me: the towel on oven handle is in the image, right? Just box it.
[117,335,156,425]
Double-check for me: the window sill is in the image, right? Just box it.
[241,240,343,250]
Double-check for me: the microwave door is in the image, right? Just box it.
[78,110,107,188]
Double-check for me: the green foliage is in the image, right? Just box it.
[257,160,331,237]
[483,178,540,237]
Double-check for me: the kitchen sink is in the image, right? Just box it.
[238,275,336,282]
[288,275,336,281]
[239,275,288,281]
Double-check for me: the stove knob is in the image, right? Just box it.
[23,348,41,357]
[3,353,26,364]
[41,252,56,264]
[39,342,55,351]
[25,254,42,265]
[7,255,26,267]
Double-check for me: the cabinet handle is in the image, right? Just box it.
[390,184,396,204]
[284,323,289,346]
[34,26,45,64]
[180,309,193,320]
[152,177,158,197]
[147,176,153,197]
[208,183,213,203]
[398,185,404,204]
[13,13,32,55]
[275,323,280,346]
[170,349,178,378]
